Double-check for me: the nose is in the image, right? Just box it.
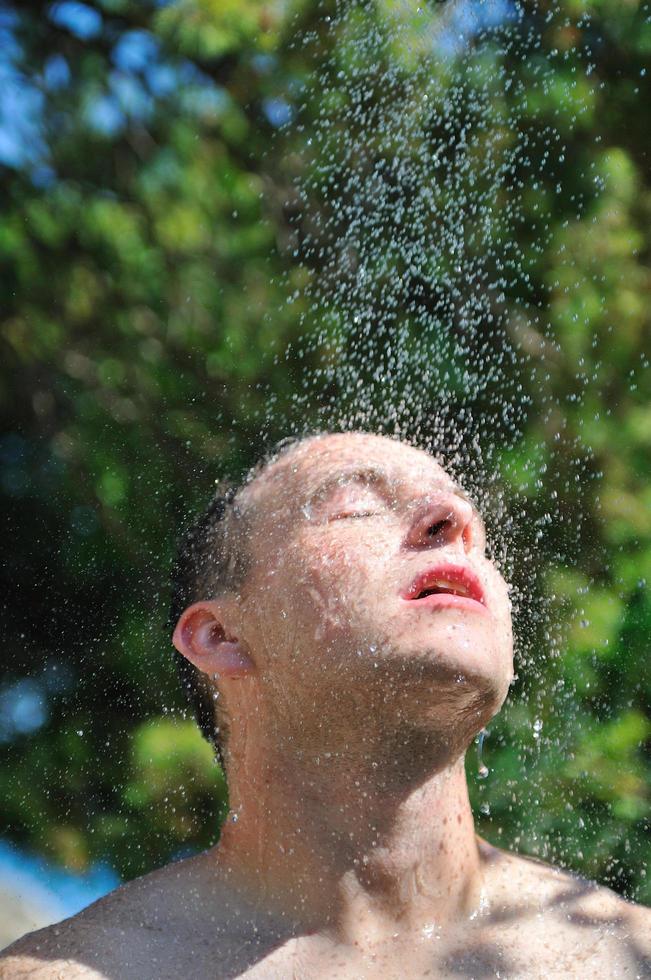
[404,493,474,552]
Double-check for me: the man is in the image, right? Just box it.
[2,431,649,978]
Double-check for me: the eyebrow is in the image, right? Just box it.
[306,465,391,505]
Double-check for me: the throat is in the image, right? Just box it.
[329,765,483,940]
[220,754,483,937]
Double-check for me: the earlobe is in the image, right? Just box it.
[172,601,254,679]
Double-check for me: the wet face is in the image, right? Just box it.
[236,433,514,755]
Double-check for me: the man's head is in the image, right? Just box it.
[172,432,514,773]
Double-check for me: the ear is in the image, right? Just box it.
[172,601,254,679]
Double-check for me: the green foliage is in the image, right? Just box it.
[0,0,649,903]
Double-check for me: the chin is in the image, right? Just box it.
[421,649,508,697]
[385,632,513,728]
[406,606,511,675]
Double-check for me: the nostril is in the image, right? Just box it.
[427,519,448,538]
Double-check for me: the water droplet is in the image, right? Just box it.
[476,728,489,778]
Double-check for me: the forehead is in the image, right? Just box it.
[244,433,456,511]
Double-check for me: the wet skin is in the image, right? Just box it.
[2,433,649,979]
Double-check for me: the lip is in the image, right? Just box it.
[401,562,487,614]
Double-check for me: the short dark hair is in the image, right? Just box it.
[169,435,308,767]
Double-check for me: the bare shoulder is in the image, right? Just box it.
[480,840,650,973]
[0,906,122,980]
[0,856,253,980]
[0,922,106,979]
[492,843,648,915]
[0,867,165,979]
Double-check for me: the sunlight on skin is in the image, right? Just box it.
[1,434,648,979]
[206,433,514,937]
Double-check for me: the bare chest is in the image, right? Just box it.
[231,917,637,980]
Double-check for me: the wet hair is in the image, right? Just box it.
[169,435,308,767]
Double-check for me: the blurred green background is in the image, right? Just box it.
[0,0,649,926]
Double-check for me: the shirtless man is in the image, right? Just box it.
[2,431,649,979]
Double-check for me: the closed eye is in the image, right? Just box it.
[328,511,380,521]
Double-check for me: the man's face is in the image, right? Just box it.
[236,433,514,751]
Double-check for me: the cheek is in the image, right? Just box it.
[294,536,384,642]
[303,533,384,593]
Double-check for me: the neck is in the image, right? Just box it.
[213,728,482,944]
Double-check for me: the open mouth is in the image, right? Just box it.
[403,563,486,609]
